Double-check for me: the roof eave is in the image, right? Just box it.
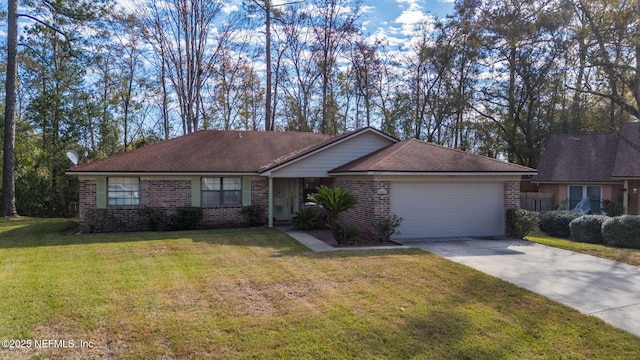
[329,171,538,176]
[532,179,624,184]
[66,171,260,177]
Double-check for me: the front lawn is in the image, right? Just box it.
[1,218,639,359]
[526,232,640,267]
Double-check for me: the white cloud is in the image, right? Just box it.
[222,4,240,14]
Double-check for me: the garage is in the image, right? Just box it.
[391,181,505,239]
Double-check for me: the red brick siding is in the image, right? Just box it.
[504,181,520,210]
[79,179,96,231]
[78,177,268,232]
[334,178,390,235]
[141,180,191,208]
[251,178,269,219]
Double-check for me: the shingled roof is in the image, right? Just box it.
[67,130,332,174]
[533,122,640,182]
[330,139,536,174]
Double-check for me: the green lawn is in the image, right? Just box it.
[526,232,640,267]
[1,218,639,359]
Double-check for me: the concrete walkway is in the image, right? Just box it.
[400,238,640,338]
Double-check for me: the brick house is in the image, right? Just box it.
[533,122,640,215]
[67,127,536,238]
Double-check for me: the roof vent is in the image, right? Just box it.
[238,133,242,139]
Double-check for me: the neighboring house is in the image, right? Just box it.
[66,127,536,239]
[532,122,640,215]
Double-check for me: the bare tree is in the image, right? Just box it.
[141,0,223,134]
[308,0,361,135]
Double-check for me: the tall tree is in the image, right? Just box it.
[141,0,223,134]
[573,0,640,142]
[474,0,570,166]
[3,0,19,216]
[308,0,361,135]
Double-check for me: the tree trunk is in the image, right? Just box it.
[2,0,19,217]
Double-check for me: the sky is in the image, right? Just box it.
[362,0,455,50]
[215,0,457,49]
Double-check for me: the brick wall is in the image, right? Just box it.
[78,179,96,231]
[334,178,390,235]
[78,176,269,232]
[504,180,520,210]
[142,179,191,208]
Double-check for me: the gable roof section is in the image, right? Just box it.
[533,132,619,183]
[534,122,640,183]
[330,139,536,174]
[67,130,332,174]
[613,122,640,178]
[258,127,398,174]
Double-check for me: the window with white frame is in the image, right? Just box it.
[108,177,140,206]
[568,185,602,213]
[202,177,242,207]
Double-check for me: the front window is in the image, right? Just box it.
[568,185,602,213]
[303,178,322,203]
[108,177,139,206]
[202,177,242,207]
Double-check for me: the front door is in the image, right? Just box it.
[273,179,298,222]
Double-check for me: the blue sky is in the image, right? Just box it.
[362,0,455,49]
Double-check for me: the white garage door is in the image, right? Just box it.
[391,182,504,239]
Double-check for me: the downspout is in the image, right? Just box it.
[268,177,274,227]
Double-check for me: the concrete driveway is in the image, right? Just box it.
[400,238,640,337]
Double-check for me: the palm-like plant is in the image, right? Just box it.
[307,185,357,243]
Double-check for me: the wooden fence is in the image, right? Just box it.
[520,192,554,212]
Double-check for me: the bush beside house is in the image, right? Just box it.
[602,216,640,249]
[537,211,640,250]
[540,211,583,238]
[506,209,540,239]
[569,215,607,244]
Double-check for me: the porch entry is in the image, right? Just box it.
[273,178,298,222]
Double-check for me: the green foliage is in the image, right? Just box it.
[292,207,320,230]
[172,207,203,230]
[505,209,540,239]
[602,216,640,249]
[373,214,403,242]
[602,200,624,217]
[137,207,169,231]
[84,209,125,233]
[341,224,362,244]
[240,205,265,227]
[569,215,607,244]
[539,211,583,238]
[307,185,357,245]
[307,185,357,227]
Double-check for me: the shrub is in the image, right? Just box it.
[342,224,362,244]
[569,215,607,244]
[539,211,583,238]
[240,205,265,227]
[505,209,540,239]
[373,214,403,241]
[602,216,640,249]
[307,185,357,244]
[602,200,625,217]
[292,207,319,230]
[84,209,125,233]
[137,207,168,231]
[172,207,203,230]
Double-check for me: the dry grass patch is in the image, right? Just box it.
[0,218,639,359]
